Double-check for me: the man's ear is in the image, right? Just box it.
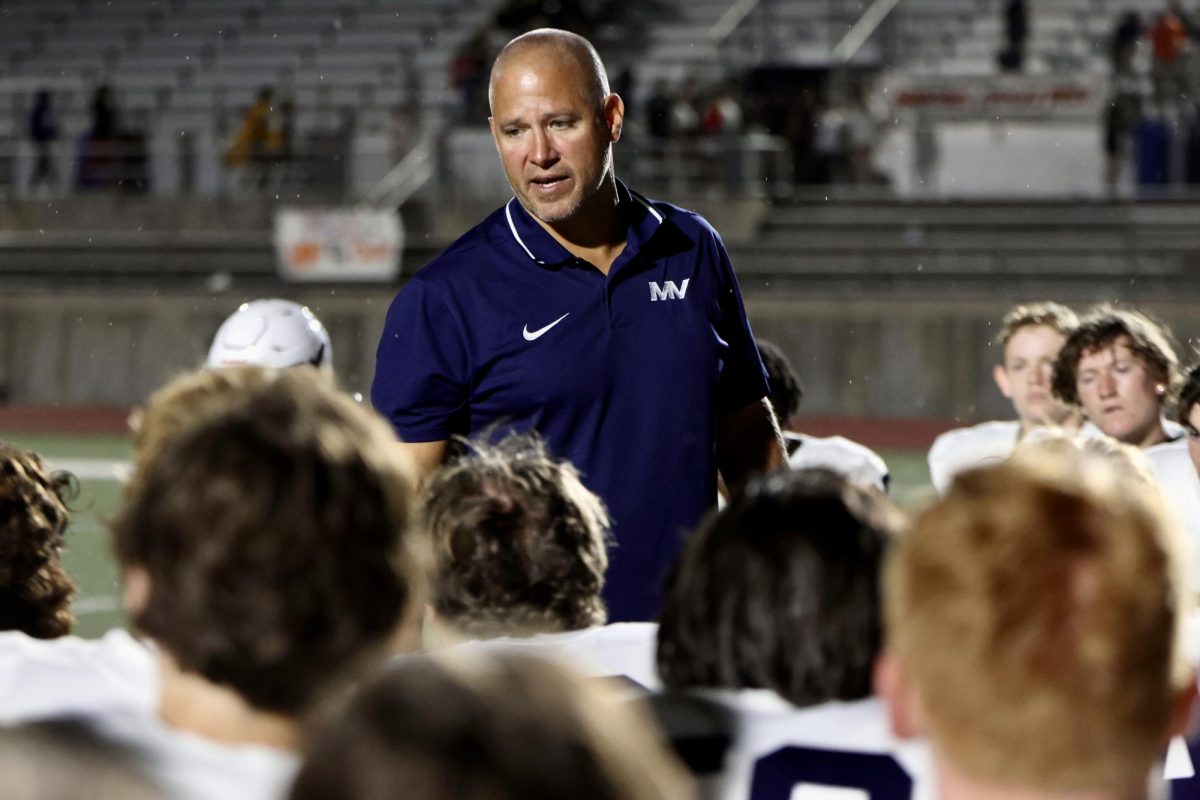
[488,116,501,153]
[604,93,625,142]
[874,651,925,739]
[993,363,1014,400]
[121,565,151,618]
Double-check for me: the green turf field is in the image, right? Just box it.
[0,432,936,639]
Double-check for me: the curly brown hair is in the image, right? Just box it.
[1050,305,1179,406]
[113,367,423,715]
[0,444,76,639]
[423,433,610,638]
[1177,362,1200,425]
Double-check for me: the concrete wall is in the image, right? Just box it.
[4,285,1199,423]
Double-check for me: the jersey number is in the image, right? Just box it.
[749,746,913,800]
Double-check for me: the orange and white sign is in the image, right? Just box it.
[275,208,402,282]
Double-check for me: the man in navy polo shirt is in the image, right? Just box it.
[372,28,784,621]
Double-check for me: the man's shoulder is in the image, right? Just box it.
[407,206,509,288]
[96,708,300,800]
[0,629,157,722]
[635,191,719,238]
[928,420,1020,494]
[930,420,1020,455]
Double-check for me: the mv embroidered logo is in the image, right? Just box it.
[648,279,690,302]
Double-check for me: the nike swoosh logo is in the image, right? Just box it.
[522,312,570,341]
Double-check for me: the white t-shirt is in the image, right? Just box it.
[1145,439,1200,591]
[679,690,933,800]
[927,421,1021,495]
[438,622,660,691]
[786,432,890,493]
[0,630,298,800]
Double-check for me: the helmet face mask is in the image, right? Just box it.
[207,299,333,371]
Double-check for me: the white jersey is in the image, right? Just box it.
[1145,439,1200,592]
[438,622,660,691]
[680,690,933,800]
[928,421,1020,495]
[0,630,298,800]
[786,432,890,493]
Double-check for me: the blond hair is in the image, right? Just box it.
[996,302,1078,354]
[885,453,1189,791]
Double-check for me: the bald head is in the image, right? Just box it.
[488,28,610,113]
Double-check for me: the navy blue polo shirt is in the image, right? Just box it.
[372,181,767,621]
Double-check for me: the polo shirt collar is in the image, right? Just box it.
[502,179,665,267]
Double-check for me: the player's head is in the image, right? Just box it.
[1014,428,1157,494]
[657,468,902,707]
[113,366,423,715]
[1177,362,1200,476]
[0,444,76,639]
[130,364,312,480]
[1051,305,1179,447]
[290,651,692,800]
[423,433,609,639]
[993,302,1078,428]
[487,28,624,227]
[756,339,803,429]
[206,299,332,372]
[880,454,1193,794]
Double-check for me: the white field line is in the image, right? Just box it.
[47,457,131,482]
[72,596,125,615]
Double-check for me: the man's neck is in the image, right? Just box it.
[155,650,299,751]
[533,176,627,275]
[935,756,1145,800]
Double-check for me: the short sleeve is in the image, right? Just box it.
[371,277,471,442]
[710,229,769,412]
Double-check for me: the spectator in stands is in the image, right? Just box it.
[929,302,1081,493]
[1103,75,1143,191]
[645,79,672,140]
[757,339,889,493]
[701,80,744,194]
[1051,304,1182,449]
[77,84,121,189]
[670,78,701,140]
[1112,10,1144,74]
[655,468,917,796]
[0,444,76,639]
[28,89,58,194]
[878,453,1193,800]
[290,651,693,800]
[423,432,609,642]
[451,32,491,123]
[913,109,940,193]
[0,367,424,800]
[1000,0,1029,72]
[1150,5,1190,110]
[225,87,276,188]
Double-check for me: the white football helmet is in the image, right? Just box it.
[207,299,332,370]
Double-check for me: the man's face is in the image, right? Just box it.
[1187,405,1200,477]
[488,54,622,226]
[994,324,1070,427]
[1075,336,1164,446]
